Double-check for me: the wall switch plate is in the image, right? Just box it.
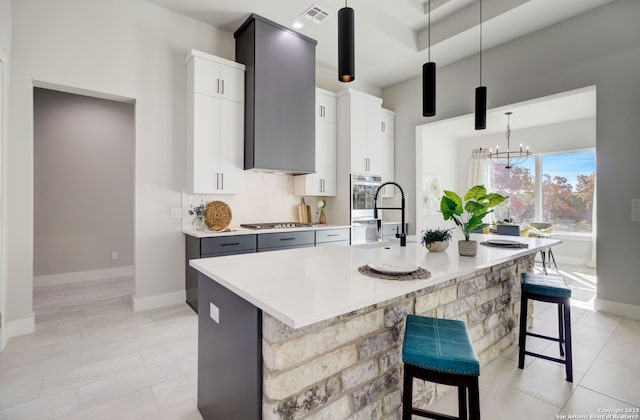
[210,302,220,324]
[633,199,640,222]
[171,208,182,219]
[111,251,119,261]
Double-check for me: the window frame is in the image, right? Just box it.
[489,147,596,237]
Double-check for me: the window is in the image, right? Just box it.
[488,150,596,234]
[489,157,536,223]
[541,151,596,233]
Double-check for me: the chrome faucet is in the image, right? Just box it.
[373,182,407,246]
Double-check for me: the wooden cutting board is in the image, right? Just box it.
[298,197,311,223]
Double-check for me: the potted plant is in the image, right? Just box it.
[420,228,454,252]
[440,185,508,256]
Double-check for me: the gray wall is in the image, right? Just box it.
[33,88,134,276]
[383,0,640,310]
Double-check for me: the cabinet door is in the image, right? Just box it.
[349,93,368,174]
[219,64,244,103]
[218,99,245,194]
[192,94,221,193]
[365,98,382,176]
[316,91,337,124]
[193,57,220,97]
[319,120,337,196]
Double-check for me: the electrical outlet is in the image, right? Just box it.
[210,302,219,324]
[111,251,119,261]
[171,208,182,219]
[632,200,640,222]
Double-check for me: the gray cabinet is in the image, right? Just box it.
[185,234,257,313]
[235,14,317,174]
[257,231,315,252]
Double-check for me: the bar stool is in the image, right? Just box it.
[518,273,573,382]
[402,315,480,420]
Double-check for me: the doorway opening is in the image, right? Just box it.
[415,86,597,310]
[32,87,135,324]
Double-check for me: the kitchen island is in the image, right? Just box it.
[190,234,561,420]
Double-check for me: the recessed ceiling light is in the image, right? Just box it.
[292,21,304,29]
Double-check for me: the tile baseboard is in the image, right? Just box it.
[132,291,186,313]
[596,298,640,321]
[34,266,134,288]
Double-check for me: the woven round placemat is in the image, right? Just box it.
[204,201,232,230]
[358,265,431,281]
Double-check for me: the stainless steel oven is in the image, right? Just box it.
[350,174,382,244]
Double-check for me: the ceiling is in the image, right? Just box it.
[146,0,615,88]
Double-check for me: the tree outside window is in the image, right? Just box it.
[488,150,595,233]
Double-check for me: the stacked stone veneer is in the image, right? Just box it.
[262,254,535,420]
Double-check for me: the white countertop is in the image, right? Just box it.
[184,224,351,238]
[190,234,561,329]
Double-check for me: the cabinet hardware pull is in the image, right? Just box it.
[382,122,385,132]
[216,79,220,94]
[216,173,220,189]
[327,234,339,237]
[279,238,296,241]
[221,242,241,246]
[221,173,224,189]
[221,79,225,95]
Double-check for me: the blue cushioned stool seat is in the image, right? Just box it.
[402,315,480,420]
[518,272,573,382]
[522,273,571,298]
[403,315,479,376]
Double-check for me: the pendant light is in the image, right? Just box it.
[423,0,436,117]
[338,0,355,82]
[475,0,486,130]
[488,112,531,169]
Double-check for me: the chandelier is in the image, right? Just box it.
[489,112,531,169]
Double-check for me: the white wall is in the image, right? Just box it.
[383,0,640,315]
[33,88,134,277]
[456,117,596,191]
[6,0,235,323]
[0,0,10,349]
[415,131,458,235]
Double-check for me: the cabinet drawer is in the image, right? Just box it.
[315,228,350,244]
[258,231,315,251]
[201,235,257,255]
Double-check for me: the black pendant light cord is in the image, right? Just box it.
[479,0,483,86]
[428,0,431,63]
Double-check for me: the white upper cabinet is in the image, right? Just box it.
[186,50,245,195]
[380,108,395,198]
[338,89,383,176]
[192,50,244,103]
[294,88,337,197]
[316,89,337,124]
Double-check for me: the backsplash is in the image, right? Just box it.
[182,172,327,228]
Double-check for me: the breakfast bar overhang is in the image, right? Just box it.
[190,234,561,419]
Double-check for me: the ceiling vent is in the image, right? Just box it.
[301,5,331,24]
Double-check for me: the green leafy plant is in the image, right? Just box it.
[188,201,207,226]
[420,228,454,247]
[440,185,508,241]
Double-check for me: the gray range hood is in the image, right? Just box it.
[234,14,317,174]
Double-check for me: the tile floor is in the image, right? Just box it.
[0,264,637,420]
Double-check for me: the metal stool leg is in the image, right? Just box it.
[540,250,548,275]
[548,248,558,271]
